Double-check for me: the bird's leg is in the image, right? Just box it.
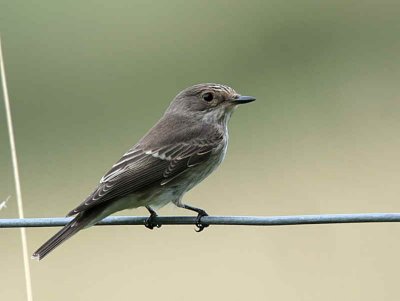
[176,203,209,232]
[144,206,161,229]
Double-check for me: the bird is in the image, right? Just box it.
[32,83,255,260]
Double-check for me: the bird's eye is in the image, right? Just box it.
[202,92,214,102]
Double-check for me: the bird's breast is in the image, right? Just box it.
[182,137,228,191]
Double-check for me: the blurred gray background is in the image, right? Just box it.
[1,0,400,300]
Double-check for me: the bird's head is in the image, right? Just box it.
[166,83,255,124]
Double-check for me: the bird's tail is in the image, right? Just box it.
[32,213,89,260]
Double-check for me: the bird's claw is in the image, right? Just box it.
[195,210,209,232]
[144,213,161,230]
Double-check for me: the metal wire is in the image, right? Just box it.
[1,213,400,228]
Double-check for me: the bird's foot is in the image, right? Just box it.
[195,210,209,232]
[144,212,161,230]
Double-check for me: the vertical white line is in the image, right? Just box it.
[0,36,33,301]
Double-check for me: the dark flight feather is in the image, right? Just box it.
[32,203,113,260]
[32,214,86,260]
[67,116,223,217]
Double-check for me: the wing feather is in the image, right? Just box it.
[67,127,224,217]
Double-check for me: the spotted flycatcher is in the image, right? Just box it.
[33,83,255,260]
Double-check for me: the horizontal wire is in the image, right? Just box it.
[1,213,400,228]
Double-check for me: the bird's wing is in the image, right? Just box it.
[67,126,223,216]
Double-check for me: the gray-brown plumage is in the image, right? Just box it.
[32,83,255,260]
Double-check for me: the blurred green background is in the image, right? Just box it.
[1,0,400,300]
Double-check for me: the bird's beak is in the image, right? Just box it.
[230,95,256,104]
